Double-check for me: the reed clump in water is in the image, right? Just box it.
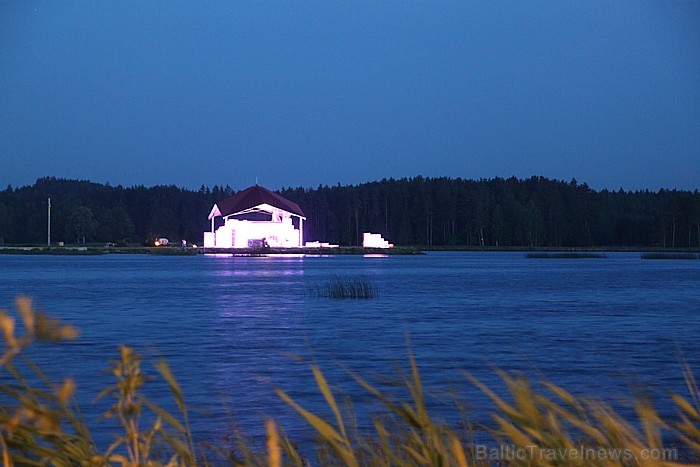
[526,252,607,259]
[641,252,699,260]
[2,296,700,465]
[309,275,379,299]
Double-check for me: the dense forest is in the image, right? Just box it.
[0,176,699,248]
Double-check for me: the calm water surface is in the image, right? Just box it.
[1,252,699,448]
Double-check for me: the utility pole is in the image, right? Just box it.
[47,198,51,246]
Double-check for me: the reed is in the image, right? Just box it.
[526,252,607,259]
[2,296,700,465]
[641,252,699,260]
[0,297,196,466]
[309,275,379,299]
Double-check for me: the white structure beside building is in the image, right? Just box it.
[203,185,306,248]
[362,232,394,248]
[305,241,339,248]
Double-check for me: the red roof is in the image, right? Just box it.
[215,185,305,218]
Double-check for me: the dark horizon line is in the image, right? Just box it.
[4,175,699,195]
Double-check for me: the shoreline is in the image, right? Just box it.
[0,245,698,256]
[0,245,423,256]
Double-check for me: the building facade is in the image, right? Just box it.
[203,185,306,248]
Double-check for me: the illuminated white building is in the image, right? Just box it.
[203,185,306,248]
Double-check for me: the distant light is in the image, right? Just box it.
[154,240,161,246]
[192,244,198,248]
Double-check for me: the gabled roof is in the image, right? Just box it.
[213,185,305,218]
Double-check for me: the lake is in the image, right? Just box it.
[1,252,699,450]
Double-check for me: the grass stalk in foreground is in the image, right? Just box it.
[1,297,196,466]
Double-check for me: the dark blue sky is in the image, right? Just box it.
[2,1,699,191]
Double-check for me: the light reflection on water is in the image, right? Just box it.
[0,252,699,449]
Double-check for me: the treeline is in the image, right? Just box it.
[0,176,699,248]
[282,177,700,248]
[0,177,227,246]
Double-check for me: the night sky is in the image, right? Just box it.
[2,1,699,191]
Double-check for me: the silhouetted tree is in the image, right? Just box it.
[68,206,98,244]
